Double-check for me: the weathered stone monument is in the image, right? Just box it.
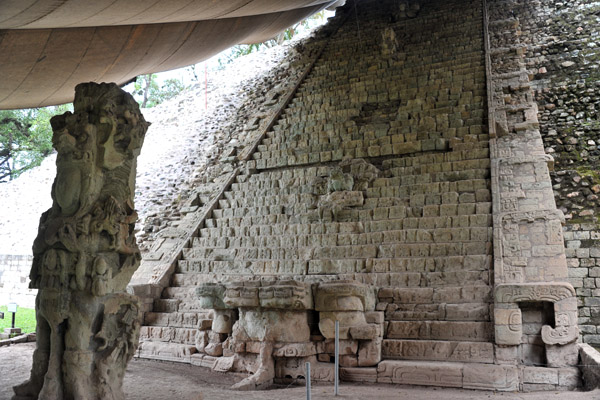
[130,0,590,391]
[13,82,147,400]
[2,0,600,394]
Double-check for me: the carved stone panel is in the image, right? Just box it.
[496,211,568,284]
[494,283,579,346]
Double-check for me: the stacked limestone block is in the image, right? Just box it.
[137,0,497,387]
[136,0,582,391]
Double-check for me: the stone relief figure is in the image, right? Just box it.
[13,82,147,400]
[380,28,398,57]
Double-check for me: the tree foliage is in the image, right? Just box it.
[133,74,188,108]
[0,104,71,182]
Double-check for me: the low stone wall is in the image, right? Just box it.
[579,343,600,390]
[0,255,36,308]
[565,224,600,344]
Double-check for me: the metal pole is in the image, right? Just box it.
[11,312,15,329]
[334,320,339,396]
[306,362,311,400]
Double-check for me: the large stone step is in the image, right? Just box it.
[197,217,490,242]
[136,340,197,363]
[173,255,491,281]
[174,260,307,277]
[252,142,444,169]
[139,325,197,345]
[376,360,512,390]
[222,180,492,202]
[194,227,493,247]
[386,159,490,176]
[301,56,485,83]
[374,360,579,392]
[383,339,493,362]
[200,214,491,233]
[165,270,491,290]
[229,172,490,193]
[144,311,205,328]
[182,241,491,262]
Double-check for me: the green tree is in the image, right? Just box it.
[134,74,160,108]
[0,104,71,182]
[133,74,187,108]
[160,78,187,100]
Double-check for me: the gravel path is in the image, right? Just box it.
[1,343,597,400]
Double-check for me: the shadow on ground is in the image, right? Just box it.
[1,343,598,400]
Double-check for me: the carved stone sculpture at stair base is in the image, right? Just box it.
[13,82,147,400]
[194,279,382,390]
[196,283,235,357]
[315,280,377,339]
[315,281,382,367]
[221,280,313,390]
[494,283,580,367]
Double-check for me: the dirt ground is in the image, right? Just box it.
[1,342,599,400]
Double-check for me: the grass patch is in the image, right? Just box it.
[0,306,36,334]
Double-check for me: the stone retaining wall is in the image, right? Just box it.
[0,255,36,308]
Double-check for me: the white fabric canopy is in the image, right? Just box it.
[0,0,335,108]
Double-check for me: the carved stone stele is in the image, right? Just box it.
[13,82,147,400]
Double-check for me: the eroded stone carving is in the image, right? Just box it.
[497,210,568,284]
[14,82,147,400]
[316,281,382,366]
[380,28,398,57]
[196,283,234,356]
[394,0,421,20]
[199,280,314,390]
[494,283,579,346]
[495,282,575,303]
[194,279,382,389]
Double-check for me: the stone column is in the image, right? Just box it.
[13,82,148,400]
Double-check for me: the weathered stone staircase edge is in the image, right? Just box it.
[237,8,354,163]
[485,0,580,374]
[128,168,241,313]
[126,11,349,315]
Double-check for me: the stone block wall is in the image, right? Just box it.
[0,255,36,308]
[509,0,600,345]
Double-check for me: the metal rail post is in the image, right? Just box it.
[334,320,339,396]
[306,362,311,400]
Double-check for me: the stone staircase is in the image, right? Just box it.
[132,0,579,391]
[137,0,497,377]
